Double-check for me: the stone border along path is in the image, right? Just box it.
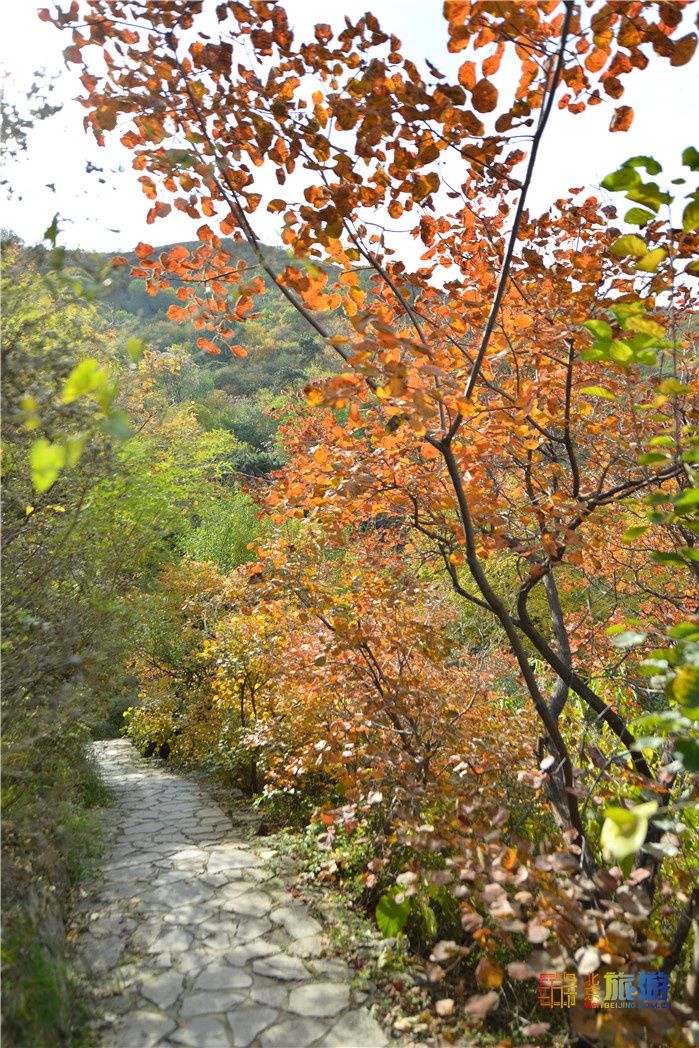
[75,739,389,1048]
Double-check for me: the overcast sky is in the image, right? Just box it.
[1,1,695,252]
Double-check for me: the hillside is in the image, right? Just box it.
[30,239,341,475]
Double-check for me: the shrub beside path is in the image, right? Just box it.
[75,739,388,1048]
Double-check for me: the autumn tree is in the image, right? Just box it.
[46,0,699,1037]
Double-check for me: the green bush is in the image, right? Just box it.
[181,490,261,570]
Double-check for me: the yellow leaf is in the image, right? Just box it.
[635,248,666,273]
[475,956,503,989]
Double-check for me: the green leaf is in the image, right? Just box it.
[608,629,647,648]
[671,666,699,709]
[376,891,411,937]
[95,381,118,414]
[101,410,132,440]
[682,146,699,172]
[601,168,641,192]
[683,200,699,233]
[638,451,670,464]
[164,148,197,168]
[658,378,691,395]
[420,901,438,939]
[579,385,616,400]
[20,395,41,432]
[611,302,644,324]
[63,359,109,404]
[30,438,66,494]
[635,248,667,272]
[669,622,699,640]
[652,551,686,566]
[600,801,657,866]
[631,735,664,750]
[126,336,145,362]
[674,739,699,772]
[609,340,633,364]
[582,319,612,340]
[43,213,60,246]
[628,332,658,352]
[611,235,647,259]
[623,156,663,176]
[686,259,699,275]
[579,348,606,362]
[673,488,699,513]
[625,183,672,213]
[623,525,649,541]
[63,432,87,467]
[624,207,655,227]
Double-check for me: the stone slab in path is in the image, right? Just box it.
[76,739,388,1047]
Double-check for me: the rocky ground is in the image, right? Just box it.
[72,739,391,1048]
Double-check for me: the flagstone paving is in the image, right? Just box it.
[76,739,388,1048]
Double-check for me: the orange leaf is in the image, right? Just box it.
[458,61,476,90]
[482,44,504,77]
[670,33,697,67]
[230,344,248,358]
[514,314,534,330]
[412,172,440,202]
[120,130,141,148]
[609,105,633,132]
[475,957,504,990]
[584,48,607,73]
[135,242,154,260]
[471,78,498,113]
[501,846,518,870]
[197,337,220,355]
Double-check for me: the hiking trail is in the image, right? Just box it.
[74,739,388,1048]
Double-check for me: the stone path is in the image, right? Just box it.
[75,739,388,1048]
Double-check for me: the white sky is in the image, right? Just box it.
[1,0,695,252]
